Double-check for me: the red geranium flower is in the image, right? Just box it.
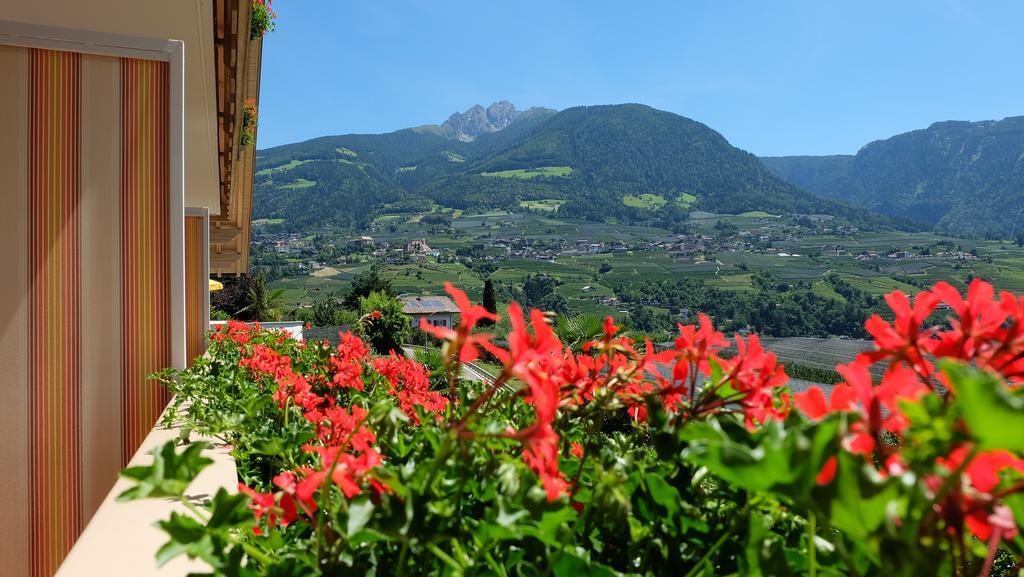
[861,290,939,377]
[722,334,790,428]
[372,353,449,424]
[420,282,498,363]
[517,423,569,501]
[238,483,297,535]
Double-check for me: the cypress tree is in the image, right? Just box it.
[481,279,497,326]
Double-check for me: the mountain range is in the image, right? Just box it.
[254,102,876,232]
[762,116,1024,237]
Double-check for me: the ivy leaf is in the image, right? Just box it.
[251,437,286,456]
[118,441,212,501]
[154,511,215,567]
[644,473,680,516]
[945,361,1024,451]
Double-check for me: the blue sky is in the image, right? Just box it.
[258,0,1024,156]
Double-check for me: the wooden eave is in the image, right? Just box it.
[211,0,261,276]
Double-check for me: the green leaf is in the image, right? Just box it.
[118,441,212,501]
[946,361,1024,451]
[680,416,839,496]
[154,512,216,567]
[825,452,903,545]
[206,488,254,530]
[644,473,680,515]
[346,496,375,537]
[552,549,620,577]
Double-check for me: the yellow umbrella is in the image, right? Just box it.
[209,278,224,292]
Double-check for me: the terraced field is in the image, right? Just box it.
[759,337,874,372]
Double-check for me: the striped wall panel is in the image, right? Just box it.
[185,214,208,366]
[119,58,172,465]
[27,48,82,577]
[3,41,184,577]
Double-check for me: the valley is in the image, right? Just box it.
[247,101,1024,342]
[251,196,1024,339]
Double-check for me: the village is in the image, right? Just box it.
[251,211,983,279]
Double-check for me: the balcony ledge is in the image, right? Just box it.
[55,407,237,577]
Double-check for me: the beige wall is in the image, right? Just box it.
[3,0,221,215]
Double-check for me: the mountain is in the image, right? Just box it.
[253,103,883,231]
[762,117,1024,237]
[760,155,853,200]
[441,101,557,141]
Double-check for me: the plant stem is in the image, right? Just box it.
[454,372,511,428]
[395,539,410,577]
[683,509,742,577]
[834,537,863,577]
[178,496,210,522]
[807,512,817,577]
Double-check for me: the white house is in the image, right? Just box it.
[400,295,461,331]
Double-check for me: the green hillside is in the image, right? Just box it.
[763,117,1024,237]
[254,103,888,232]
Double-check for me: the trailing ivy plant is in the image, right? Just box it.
[127,280,1024,576]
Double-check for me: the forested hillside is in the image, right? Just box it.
[254,103,884,231]
[763,116,1024,238]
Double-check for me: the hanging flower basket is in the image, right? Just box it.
[250,0,277,40]
[241,99,258,146]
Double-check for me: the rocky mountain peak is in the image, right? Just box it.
[442,101,522,141]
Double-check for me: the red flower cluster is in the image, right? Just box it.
[795,279,1024,542]
[236,331,400,533]
[434,291,792,500]
[637,314,790,427]
[330,333,369,390]
[209,320,261,345]
[372,353,449,424]
[932,447,1024,542]
[238,482,296,535]
[498,303,573,501]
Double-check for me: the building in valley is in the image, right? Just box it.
[400,295,461,331]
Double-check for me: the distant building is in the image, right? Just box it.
[406,239,432,254]
[348,235,374,248]
[400,295,460,331]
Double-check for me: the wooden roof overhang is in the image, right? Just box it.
[211,0,261,276]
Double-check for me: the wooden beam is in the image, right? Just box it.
[210,224,241,244]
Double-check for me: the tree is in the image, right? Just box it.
[343,267,394,310]
[355,291,410,355]
[236,273,285,321]
[312,292,341,327]
[480,279,497,327]
[211,275,255,318]
[518,274,568,314]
